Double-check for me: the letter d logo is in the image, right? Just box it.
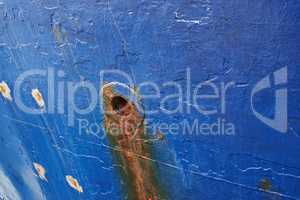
[251,67,288,133]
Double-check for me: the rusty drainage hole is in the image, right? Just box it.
[111,96,130,115]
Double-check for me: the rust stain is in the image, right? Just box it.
[102,84,166,200]
[155,131,165,141]
[0,81,12,101]
[66,175,83,193]
[52,23,63,43]
[31,89,45,108]
[259,178,272,191]
[33,162,47,181]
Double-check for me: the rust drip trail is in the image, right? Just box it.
[102,85,167,200]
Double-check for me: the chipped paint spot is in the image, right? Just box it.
[175,0,212,26]
[66,175,83,193]
[259,178,272,191]
[156,131,165,141]
[53,24,62,43]
[133,86,140,98]
[33,163,47,181]
[0,81,12,101]
[31,89,45,108]
[52,23,66,44]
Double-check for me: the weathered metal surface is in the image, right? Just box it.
[0,0,299,199]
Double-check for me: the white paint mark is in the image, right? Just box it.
[176,16,211,26]
[176,19,202,25]
[44,6,58,10]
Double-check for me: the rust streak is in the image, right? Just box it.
[102,85,166,200]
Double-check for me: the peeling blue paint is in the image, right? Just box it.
[0,0,299,199]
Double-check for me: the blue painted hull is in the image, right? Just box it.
[0,0,299,199]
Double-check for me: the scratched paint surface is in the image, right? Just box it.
[0,0,300,200]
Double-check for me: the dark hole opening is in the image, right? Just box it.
[111,96,128,113]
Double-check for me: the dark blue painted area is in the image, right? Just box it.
[0,0,299,199]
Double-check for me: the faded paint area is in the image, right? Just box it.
[102,85,166,200]
[66,176,83,193]
[0,167,21,200]
[33,163,47,182]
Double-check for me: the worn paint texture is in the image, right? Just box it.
[0,0,299,200]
